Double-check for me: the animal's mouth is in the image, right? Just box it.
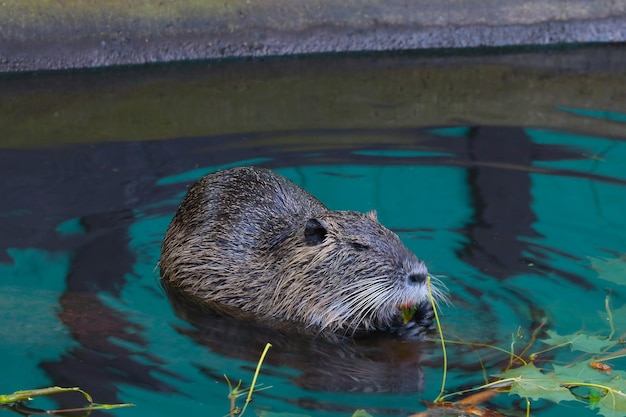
[398,303,418,324]
[398,285,430,323]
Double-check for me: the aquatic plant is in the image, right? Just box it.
[0,386,133,415]
[226,342,273,417]
[419,255,626,417]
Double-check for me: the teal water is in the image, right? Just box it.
[2,55,626,416]
[0,122,626,416]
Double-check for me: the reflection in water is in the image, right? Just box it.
[460,126,540,280]
[166,288,429,395]
[1,122,625,416]
[458,126,595,287]
[41,210,181,408]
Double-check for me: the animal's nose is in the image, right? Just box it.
[408,273,428,284]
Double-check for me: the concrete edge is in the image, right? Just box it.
[1,0,626,73]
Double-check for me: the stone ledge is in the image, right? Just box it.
[1,0,625,72]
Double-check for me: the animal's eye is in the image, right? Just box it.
[351,242,370,251]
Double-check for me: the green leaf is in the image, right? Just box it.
[598,387,626,414]
[553,361,611,382]
[400,305,417,324]
[496,363,575,404]
[589,255,626,286]
[589,387,603,408]
[496,361,626,416]
[541,330,614,353]
[553,361,626,417]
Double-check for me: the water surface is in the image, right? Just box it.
[1,46,626,417]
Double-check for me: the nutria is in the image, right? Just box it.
[160,166,441,337]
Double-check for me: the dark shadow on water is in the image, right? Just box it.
[39,210,183,409]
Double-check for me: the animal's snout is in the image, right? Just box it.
[408,273,428,285]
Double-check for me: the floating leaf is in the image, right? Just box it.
[553,360,626,383]
[589,255,626,286]
[551,361,626,417]
[496,363,574,404]
[541,330,615,353]
[598,387,626,414]
[589,387,603,409]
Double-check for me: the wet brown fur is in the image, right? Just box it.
[160,166,436,335]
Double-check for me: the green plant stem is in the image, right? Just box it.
[437,377,516,402]
[429,276,448,403]
[605,295,615,340]
[239,342,272,416]
[515,317,547,365]
[430,339,528,366]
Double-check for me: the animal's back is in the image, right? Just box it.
[181,166,324,240]
[160,167,326,299]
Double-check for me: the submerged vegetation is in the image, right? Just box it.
[418,318,626,417]
[416,255,626,417]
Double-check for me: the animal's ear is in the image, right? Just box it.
[366,210,378,221]
[304,218,327,245]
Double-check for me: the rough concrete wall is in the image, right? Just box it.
[1,0,625,72]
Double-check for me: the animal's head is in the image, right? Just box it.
[269,210,442,334]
